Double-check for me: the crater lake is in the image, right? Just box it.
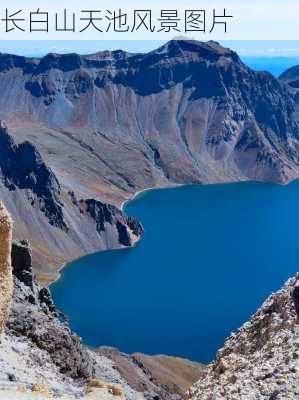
[51,181,299,363]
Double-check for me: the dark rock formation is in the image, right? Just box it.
[127,217,144,238]
[12,240,35,291]
[291,275,299,317]
[280,65,299,87]
[85,199,119,232]
[0,121,66,230]
[38,287,56,313]
[280,65,299,105]
[85,199,143,246]
[7,240,95,380]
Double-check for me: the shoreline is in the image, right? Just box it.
[49,180,231,288]
[120,187,157,212]
[120,183,182,212]
[49,184,180,288]
[47,262,66,288]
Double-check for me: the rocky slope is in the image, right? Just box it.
[280,65,299,93]
[0,121,143,284]
[0,239,203,399]
[1,39,299,281]
[188,275,299,400]
[98,348,205,399]
[129,353,205,395]
[280,65,299,118]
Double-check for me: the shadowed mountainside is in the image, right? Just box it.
[1,39,299,281]
[0,122,142,284]
[280,65,299,116]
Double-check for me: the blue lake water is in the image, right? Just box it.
[51,181,299,363]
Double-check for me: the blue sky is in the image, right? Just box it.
[1,40,299,58]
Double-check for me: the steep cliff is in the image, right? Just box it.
[0,122,143,284]
[1,40,299,280]
[280,65,299,116]
[188,276,299,400]
[0,121,66,231]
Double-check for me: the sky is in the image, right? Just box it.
[0,0,297,57]
[0,0,298,41]
[1,40,299,58]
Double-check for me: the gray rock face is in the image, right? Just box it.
[188,275,299,400]
[1,40,299,280]
[1,39,299,183]
[280,65,299,112]
[0,121,66,231]
[291,275,299,317]
[280,66,299,91]
[84,199,143,246]
[0,124,143,283]
[7,240,95,380]
[12,240,36,291]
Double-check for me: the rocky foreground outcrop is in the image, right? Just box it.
[0,203,12,334]
[2,40,299,281]
[0,239,203,399]
[188,276,299,400]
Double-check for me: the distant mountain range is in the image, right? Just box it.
[1,39,299,282]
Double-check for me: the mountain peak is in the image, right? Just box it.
[154,38,239,64]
